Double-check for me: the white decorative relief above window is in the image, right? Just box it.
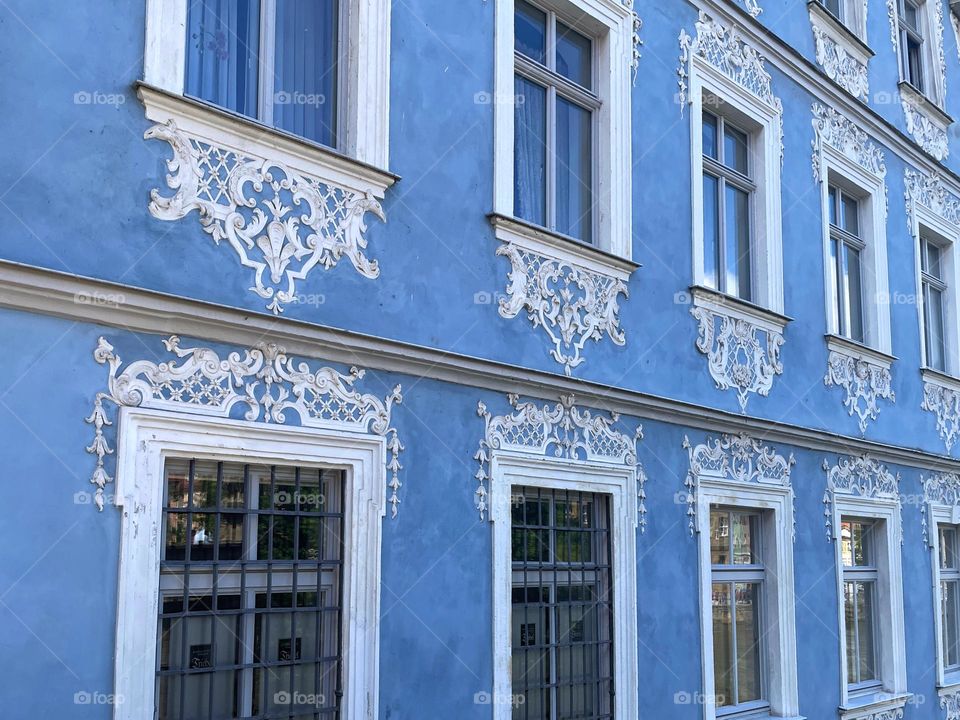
[139,87,396,314]
[921,471,960,544]
[824,339,896,434]
[681,432,795,536]
[493,216,634,376]
[741,0,762,18]
[85,335,404,515]
[808,1,872,101]
[811,102,887,195]
[678,11,784,162]
[690,288,787,413]
[822,454,901,541]
[473,393,647,529]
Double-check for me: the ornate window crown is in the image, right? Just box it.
[811,103,887,183]
[822,454,901,541]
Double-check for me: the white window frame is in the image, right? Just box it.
[689,59,784,314]
[488,453,638,719]
[828,495,909,718]
[889,0,949,111]
[910,204,960,377]
[816,148,892,355]
[815,0,867,38]
[143,0,391,168]
[929,506,960,691]
[492,0,634,263]
[111,408,387,720]
[694,478,800,719]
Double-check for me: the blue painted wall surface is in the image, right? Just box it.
[0,0,958,717]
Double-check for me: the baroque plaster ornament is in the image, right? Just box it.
[85,336,404,516]
[812,27,869,101]
[902,100,950,161]
[474,394,646,529]
[824,351,895,433]
[923,380,960,452]
[822,454,901,542]
[497,242,628,376]
[905,169,960,228]
[145,120,387,314]
[677,12,783,160]
[691,305,784,413]
[920,472,960,544]
[622,0,644,82]
[942,688,960,720]
[682,433,795,536]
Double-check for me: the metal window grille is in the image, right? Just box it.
[157,458,346,720]
[510,486,614,720]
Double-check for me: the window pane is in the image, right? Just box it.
[712,583,734,708]
[735,583,762,704]
[841,519,871,567]
[272,0,339,147]
[942,527,958,569]
[944,580,960,668]
[926,240,943,279]
[556,22,592,89]
[723,125,749,176]
[926,285,947,372]
[703,112,718,160]
[856,582,877,682]
[514,76,547,227]
[903,1,921,32]
[830,236,843,330]
[185,0,261,119]
[515,0,546,64]
[828,185,839,227]
[511,587,550,717]
[908,39,924,90]
[555,97,593,243]
[843,582,858,682]
[710,510,730,565]
[846,245,865,343]
[703,174,721,290]
[725,184,751,300]
[842,193,860,236]
[821,0,842,19]
[732,512,758,565]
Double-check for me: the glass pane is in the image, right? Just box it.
[908,40,924,90]
[166,459,190,509]
[710,510,730,565]
[926,240,943,279]
[514,76,547,227]
[842,193,860,236]
[857,582,877,682]
[822,0,842,19]
[703,174,721,290]
[843,581,858,682]
[511,587,550,718]
[191,513,216,561]
[556,22,592,88]
[166,512,188,561]
[712,583,734,708]
[732,513,758,565]
[703,112,718,160]
[828,185,839,227]
[735,583,762,704]
[903,1,921,32]
[945,581,960,668]
[272,0,339,147]
[725,184,751,300]
[515,0,546,64]
[942,527,958,569]
[723,125,749,176]
[846,245,865,343]
[219,513,244,561]
[185,0,261,119]
[192,460,219,508]
[927,285,947,372]
[841,519,871,567]
[555,97,593,243]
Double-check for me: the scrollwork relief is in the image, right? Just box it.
[822,454,901,541]
[824,350,895,434]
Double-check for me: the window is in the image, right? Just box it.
[158,459,344,719]
[828,185,865,344]
[510,488,613,717]
[514,1,598,244]
[939,526,960,674]
[709,509,766,715]
[702,109,754,301]
[820,0,843,22]
[898,0,926,92]
[840,518,880,692]
[922,234,948,372]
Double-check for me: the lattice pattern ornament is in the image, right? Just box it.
[682,433,795,536]
[824,351,895,434]
[691,306,784,413]
[923,380,960,453]
[145,120,387,314]
[85,336,404,515]
[812,27,868,101]
[811,103,886,182]
[498,242,628,376]
[474,394,646,529]
[822,455,901,542]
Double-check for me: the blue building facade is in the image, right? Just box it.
[5,0,960,718]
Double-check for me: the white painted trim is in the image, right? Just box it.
[828,493,909,713]
[928,503,960,688]
[142,0,391,167]
[111,408,386,720]
[694,479,800,719]
[492,0,634,260]
[687,54,784,313]
[489,453,638,719]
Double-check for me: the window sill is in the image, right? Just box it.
[137,83,399,198]
[825,335,896,368]
[488,213,640,282]
[922,367,960,393]
[938,674,960,692]
[899,81,954,127]
[690,286,791,333]
[839,690,911,719]
[807,1,873,62]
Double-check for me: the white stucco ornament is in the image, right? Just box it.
[474,394,646,529]
[86,336,403,515]
[824,351,895,434]
[923,381,960,452]
[811,26,868,101]
[822,454,901,542]
[145,120,387,314]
